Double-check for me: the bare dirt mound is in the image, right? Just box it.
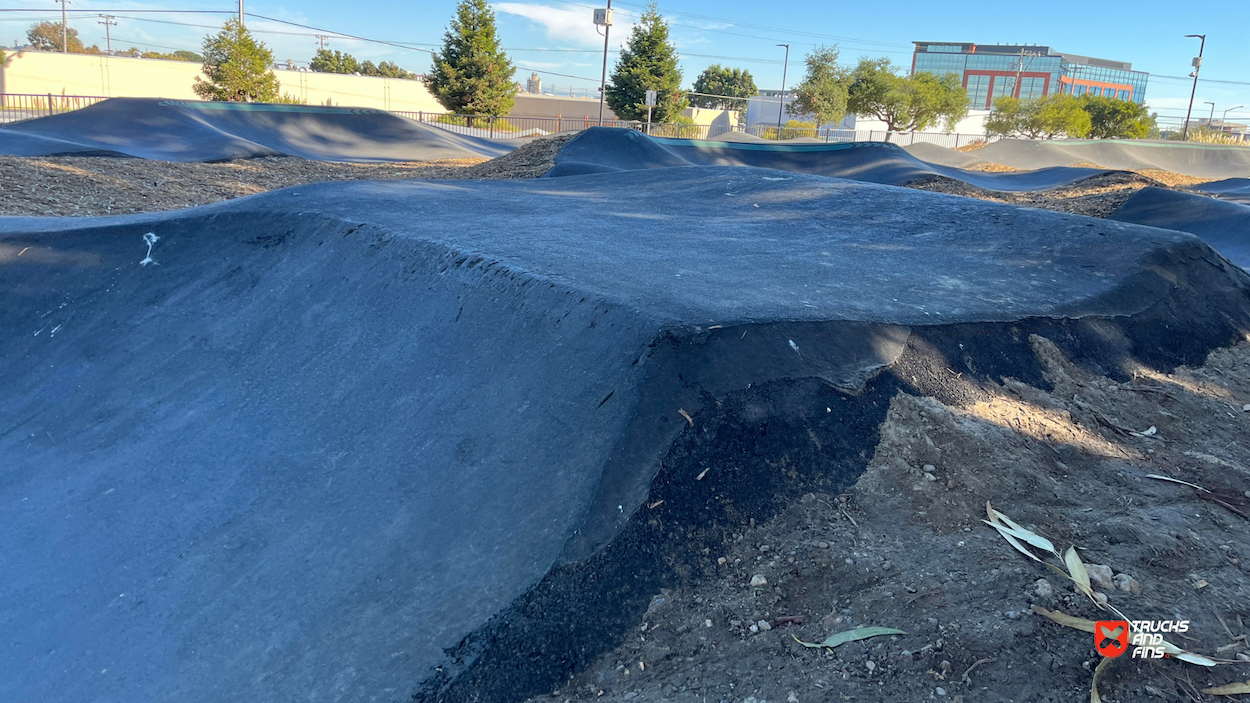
[0,134,574,217]
[523,335,1250,703]
[904,171,1165,218]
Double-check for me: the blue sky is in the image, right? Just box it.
[4,0,1249,127]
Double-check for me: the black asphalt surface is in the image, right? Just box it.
[4,167,1250,702]
[930,138,1250,180]
[547,128,1113,191]
[0,98,513,162]
[1110,186,1250,269]
[1192,177,1250,205]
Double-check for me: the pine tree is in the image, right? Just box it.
[194,19,294,103]
[606,3,686,122]
[426,0,517,115]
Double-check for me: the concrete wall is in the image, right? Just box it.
[513,93,618,121]
[0,49,443,113]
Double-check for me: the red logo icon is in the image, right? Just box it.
[1095,620,1130,658]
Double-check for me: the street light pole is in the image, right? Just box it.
[596,0,612,126]
[1204,101,1216,130]
[776,43,789,131]
[1182,34,1205,140]
[1222,105,1244,130]
[239,0,244,27]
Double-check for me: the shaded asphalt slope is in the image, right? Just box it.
[1110,186,1250,269]
[546,128,1115,191]
[0,98,513,162]
[3,167,1250,702]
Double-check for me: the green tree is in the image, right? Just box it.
[846,57,969,135]
[1079,95,1153,139]
[27,22,84,53]
[426,0,517,115]
[193,19,296,103]
[606,2,687,123]
[986,94,1090,139]
[690,64,757,111]
[310,49,360,74]
[173,50,204,62]
[786,45,850,127]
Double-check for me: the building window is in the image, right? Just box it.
[966,74,991,108]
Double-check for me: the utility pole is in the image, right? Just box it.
[59,0,68,53]
[776,43,789,131]
[98,15,116,55]
[594,0,612,126]
[239,0,244,27]
[1182,34,1205,140]
[315,35,329,51]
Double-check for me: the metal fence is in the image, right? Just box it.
[0,93,110,124]
[392,111,628,139]
[408,111,998,148]
[0,95,996,148]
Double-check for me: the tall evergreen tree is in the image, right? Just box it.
[310,49,360,75]
[606,3,686,122]
[193,19,294,102]
[426,0,517,115]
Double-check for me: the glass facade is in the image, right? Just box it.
[912,42,1149,109]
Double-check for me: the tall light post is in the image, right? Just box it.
[776,43,789,131]
[1204,101,1216,130]
[1222,105,1244,130]
[1181,34,1205,140]
[239,0,244,27]
[594,1,613,126]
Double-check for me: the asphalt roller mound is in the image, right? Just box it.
[0,97,513,162]
[3,167,1250,702]
[546,127,1119,191]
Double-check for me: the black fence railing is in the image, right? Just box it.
[0,93,110,124]
[0,95,991,148]
[392,111,630,139]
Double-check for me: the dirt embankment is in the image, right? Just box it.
[524,336,1250,703]
[0,135,573,217]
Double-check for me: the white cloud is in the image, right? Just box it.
[496,3,632,48]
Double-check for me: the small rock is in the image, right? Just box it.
[845,558,854,565]
[935,687,947,697]
[749,624,759,634]
[787,693,799,703]
[1113,573,1142,594]
[705,619,714,628]
[865,660,875,672]
[757,619,772,631]
[1193,579,1209,589]
[1034,578,1054,598]
[1242,403,1250,412]
[1087,564,1115,592]
[1006,610,1019,620]
[749,574,768,587]
[923,473,937,482]
[815,541,829,549]
[1093,592,1109,606]
[923,464,937,473]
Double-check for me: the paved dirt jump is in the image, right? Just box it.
[917,138,1250,180]
[4,163,1250,702]
[547,128,1112,191]
[0,98,513,162]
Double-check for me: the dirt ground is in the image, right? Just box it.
[0,134,572,217]
[905,171,1167,218]
[523,336,1250,703]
